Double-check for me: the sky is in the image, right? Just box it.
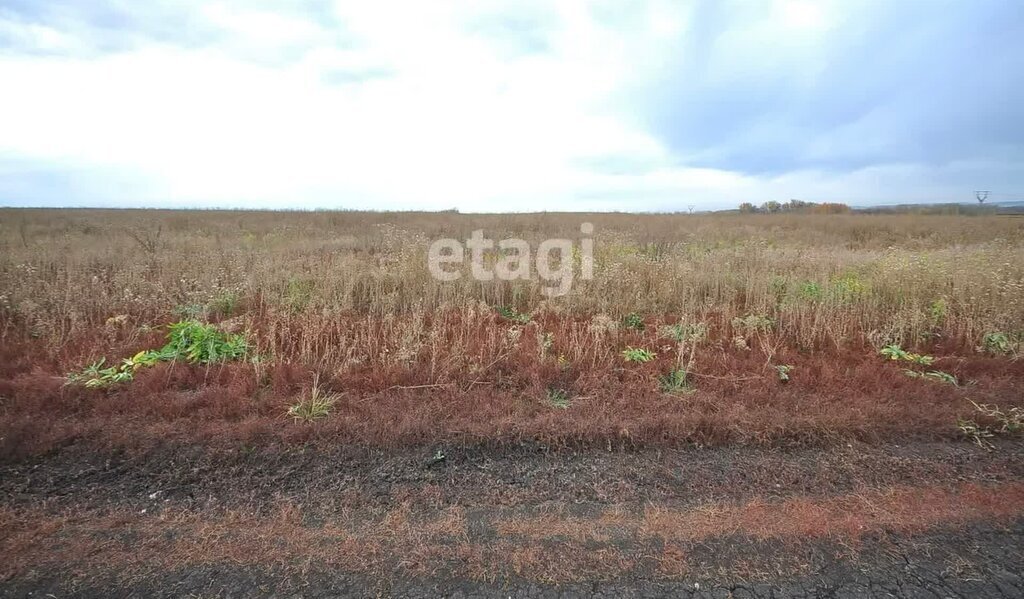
[0,0,1022,212]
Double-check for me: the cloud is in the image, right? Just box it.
[0,0,1021,211]
[633,0,1024,175]
[0,0,221,56]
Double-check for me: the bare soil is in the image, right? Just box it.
[3,439,1024,597]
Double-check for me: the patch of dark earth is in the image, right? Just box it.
[2,439,1023,515]
[2,521,1022,598]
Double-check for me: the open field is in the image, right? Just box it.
[2,208,1024,597]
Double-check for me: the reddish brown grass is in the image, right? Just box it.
[2,328,1022,459]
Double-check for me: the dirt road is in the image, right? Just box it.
[3,441,1024,598]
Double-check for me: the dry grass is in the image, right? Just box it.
[0,208,1023,454]
[2,346,1022,458]
[2,208,1022,350]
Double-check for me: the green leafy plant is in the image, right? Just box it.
[67,357,133,388]
[928,298,948,325]
[980,332,1020,356]
[546,387,571,409]
[881,344,954,385]
[497,306,531,324]
[660,321,707,379]
[659,368,695,394]
[879,344,934,366]
[287,376,339,422]
[622,312,645,331]
[829,274,867,303]
[621,347,656,363]
[164,320,248,364]
[67,320,249,388]
[208,290,240,317]
[285,277,315,312]
[67,348,172,388]
[798,281,822,301]
[774,364,793,382]
[904,369,957,385]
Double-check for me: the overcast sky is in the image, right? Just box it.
[1,0,1021,211]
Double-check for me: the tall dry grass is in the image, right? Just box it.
[1,208,1021,356]
[2,208,1024,453]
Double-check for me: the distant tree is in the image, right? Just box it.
[812,202,852,214]
[738,202,757,213]
[785,199,812,212]
[761,200,782,214]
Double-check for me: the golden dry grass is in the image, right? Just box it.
[1,208,1023,454]
[2,208,1022,355]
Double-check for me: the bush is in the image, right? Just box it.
[163,320,248,364]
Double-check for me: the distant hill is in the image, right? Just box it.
[855,201,1024,215]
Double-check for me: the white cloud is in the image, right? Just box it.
[0,0,688,210]
[0,0,1020,210]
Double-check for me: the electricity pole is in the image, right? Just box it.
[975,190,989,205]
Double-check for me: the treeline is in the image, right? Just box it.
[858,203,1018,215]
[737,199,851,214]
